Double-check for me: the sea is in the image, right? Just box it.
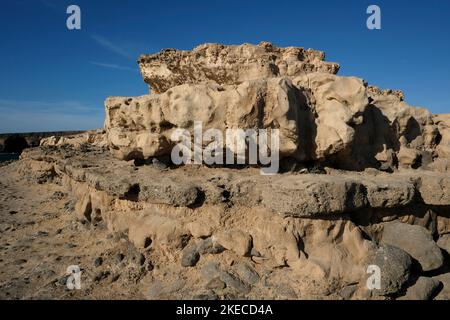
[0,153,19,163]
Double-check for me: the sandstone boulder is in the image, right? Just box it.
[105,78,312,161]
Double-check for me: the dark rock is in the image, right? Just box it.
[138,253,146,266]
[197,238,225,255]
[206,277,226,290]
[110,274,121,283]
[94,257,103,267]
[219,271,251,294]
[200,261,221,282]
[398,277,440,300]
[382,222,444,272]
[194,292,219,300]
[339,284,358,300]
[275,284,298,299]
[234,263,260,285]
[368,244,412,296]
[181,244,200,267]
[151,158,167,170]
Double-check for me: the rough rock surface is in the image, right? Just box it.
[398,277,440,300]
[105,43,446,174]
[138,41,339,94]
[381,222,444,272]
[367,245,412,296]
[1,42,450,300]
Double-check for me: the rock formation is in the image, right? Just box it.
[1,42,449,300]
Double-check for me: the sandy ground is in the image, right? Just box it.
[0,161,147,299]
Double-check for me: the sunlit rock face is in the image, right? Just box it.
[105,42,443,173]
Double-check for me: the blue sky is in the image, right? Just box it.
[0,0,449,133]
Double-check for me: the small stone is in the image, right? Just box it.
[219,271,251,294]
[64,243,77,249]
[194,290,219,300]
[197,238,224,255]
[181,244,200,267]
[151,158,167,169]
[398,277,440,300]
[206,277,226,290]
[339,284,358,300]
[58,275,69,286]
[36,231,49,237]
[234,263,260,285]
[200,261,221,282]
[276,284,298,299]
[9,211,17,215]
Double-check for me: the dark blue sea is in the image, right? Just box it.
[0,153,19,163]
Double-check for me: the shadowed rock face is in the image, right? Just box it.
[0,131,85,154]
[3,135,29,154]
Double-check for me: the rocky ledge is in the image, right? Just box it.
[1,42,449,300]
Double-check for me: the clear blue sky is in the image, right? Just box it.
[1,0,449,133]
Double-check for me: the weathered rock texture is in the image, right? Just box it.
[3,42,450,300]
[105,42,447,173]
[138,41,339,94]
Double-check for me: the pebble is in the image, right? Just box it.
[181,244,200,267]
[206,277,226,290]
[234,263,260,285]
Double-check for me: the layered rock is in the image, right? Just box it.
[138,41,339,94]
[105,42,446,173]
[4,42,450,300]
[15,143,450,299]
